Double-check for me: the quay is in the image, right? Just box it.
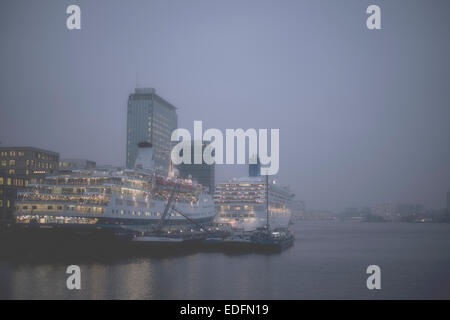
[0,223,294,258]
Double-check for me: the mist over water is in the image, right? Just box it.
[1,221,450,299]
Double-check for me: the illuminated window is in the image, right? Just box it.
[9,169,15,174]
[0,177,3,185]
[0,200,2,207]
[7,200,10,208]
[1,160,5,166]
[7,178,11,185]
[9,151,16,156]
[18,152,24,156]
[9,160,15,166]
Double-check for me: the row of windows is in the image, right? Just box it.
[1,159,55,169]
[21,205,63,211]
[18,204,104,214]
[115,198,155,208]
[219,213,256,218]
[1,160,15,166]
[0,151,57,161]
[0,200,10,208]
[0,177,32,186]
[111,208,182,217]
[1,151,24,157]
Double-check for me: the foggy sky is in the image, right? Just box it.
[1,0,449,211]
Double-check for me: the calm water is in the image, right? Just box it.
[1,221,450,299]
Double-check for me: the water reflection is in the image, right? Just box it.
[1,221,450,299]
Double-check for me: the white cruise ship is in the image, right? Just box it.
[214,174,293,232]
[14,143,216,231]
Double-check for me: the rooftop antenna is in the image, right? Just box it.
[135,71,140,88]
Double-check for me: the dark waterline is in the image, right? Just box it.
[1,221,450,299]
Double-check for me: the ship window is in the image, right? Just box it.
[48,205,53,210]
[23,206,28,210]
[32,206,37,210]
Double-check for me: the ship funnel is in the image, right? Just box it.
[134,142,155,171]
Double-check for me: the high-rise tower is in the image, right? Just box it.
[126,88,178,174]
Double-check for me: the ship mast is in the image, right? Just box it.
[266,174,269,230]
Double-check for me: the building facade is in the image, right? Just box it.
[0,147,59,223]
[176,140,215,194]
[248,156,261,177]
[126,88,178,174]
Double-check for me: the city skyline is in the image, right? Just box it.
[1,0,449,212]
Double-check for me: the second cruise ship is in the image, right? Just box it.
[214,162,293,231]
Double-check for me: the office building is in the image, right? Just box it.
[176,140,215,193]
[0,146,59,223]
[249,155,261,177]
[126,88,178,174]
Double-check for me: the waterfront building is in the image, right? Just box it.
[176,140,215,194]
[0,146,59,223]
[371,203,398,221]
[126,88,178,175]
[59,158,96,172]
